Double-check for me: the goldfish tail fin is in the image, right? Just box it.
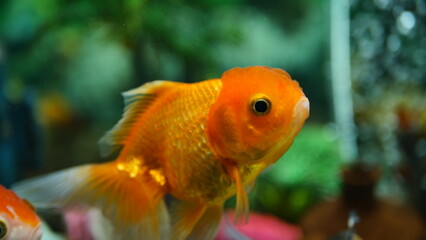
[171,201,223,240]
[98,81,184,157]
[13,163,170,239]
[12,165,91,209]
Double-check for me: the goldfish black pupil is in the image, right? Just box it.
[0,221,6,238]
[253,99,270,115]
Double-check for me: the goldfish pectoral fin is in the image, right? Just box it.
[170,201,208,240]
[224,163,249,224]
[234,179,250,224]
[221,213,251,240]
[245,180,256,194]
[13,163,170,239]
[98,80,185,157]
[187,203,223,240]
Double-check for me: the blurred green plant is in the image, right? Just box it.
[226,124,343,223]
[0,0,244,86]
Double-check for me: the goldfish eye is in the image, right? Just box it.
[250,97,271,116]
[0,220,7,239]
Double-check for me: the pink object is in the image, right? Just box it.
[63,206,94,240]
[62,207,301,240]
[216,210,302,240]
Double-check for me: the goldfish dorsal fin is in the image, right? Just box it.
[98,80,183,157]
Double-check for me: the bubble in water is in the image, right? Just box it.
[397,11,416,35]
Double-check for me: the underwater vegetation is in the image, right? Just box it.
[245,124,342,223]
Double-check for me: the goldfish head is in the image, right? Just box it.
[207,66,309,165]
[0,186,42,240]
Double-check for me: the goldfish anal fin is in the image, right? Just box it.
[13,163,170,239]
[170,201,207,240]
[188,203,223,240]
[98,80,184,157]
[224,163,249,224]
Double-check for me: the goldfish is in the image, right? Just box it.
[0,185,42,240]
[13,66,309,239]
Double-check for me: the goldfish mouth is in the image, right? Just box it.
[30,224,43,240]
[292,97,310,123]
[259,97,310,164]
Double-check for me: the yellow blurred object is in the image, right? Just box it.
[352,234,363,240]
[37,92,75,128]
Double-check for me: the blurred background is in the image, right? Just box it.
[0,0,425,239]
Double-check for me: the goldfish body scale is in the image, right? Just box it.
[113,79,262,203]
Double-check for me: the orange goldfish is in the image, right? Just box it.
[0,185,42,240]
[13,66,309,239]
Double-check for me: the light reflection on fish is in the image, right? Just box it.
[13,66,309,239]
